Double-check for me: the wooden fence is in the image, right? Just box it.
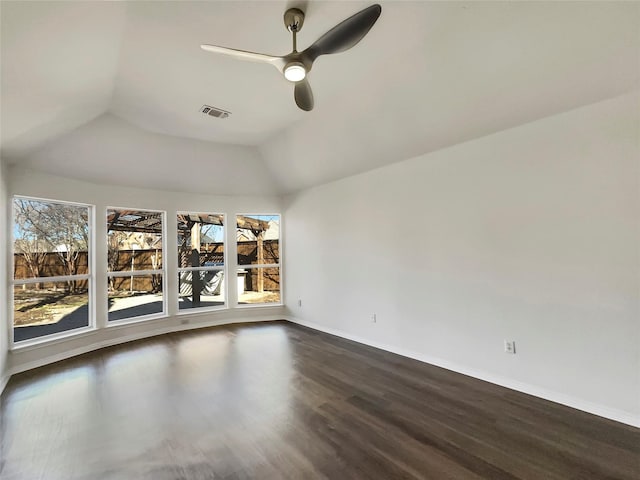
[14,240,280,292]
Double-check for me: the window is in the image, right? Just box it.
[107,208,165,321]
[177,212,225,311]
[12,197,92,343]
[236,214,281,305]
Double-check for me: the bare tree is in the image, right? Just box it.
[14,200,52,288]
[14,199,89,293]
[45,205,88,279]
[107,231,124,291]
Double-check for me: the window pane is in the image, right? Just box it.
[178,270,225,310]
[236,214,279,265]
[107,209,163,272]
[13,281,89,342]
[238,267,280,304]
[178,213,224,268]
[14,199,90,278]
[108,275,163,321]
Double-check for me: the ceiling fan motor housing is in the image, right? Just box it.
[284,8,305,32]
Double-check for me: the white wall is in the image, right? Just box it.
[0,159,9,393]
[6,168,285,374]
[284,92,640,426]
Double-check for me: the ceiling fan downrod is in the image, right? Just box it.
[284,8,305,51]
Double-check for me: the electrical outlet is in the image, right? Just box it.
[370,313,377,323]
[504,340,516,354]
[297,299,302,307]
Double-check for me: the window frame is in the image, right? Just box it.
[176,211,228,314]
[10,195,96,349]
[235,213,283,308]
[106,206,167,325]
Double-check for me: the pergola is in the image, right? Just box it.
[107,211,272,304]
[108,211,269,235]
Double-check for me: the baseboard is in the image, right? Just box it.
[285,316,640,429]
[9,314,284,376]
[0,371,9,397]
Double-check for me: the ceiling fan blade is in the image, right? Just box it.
[302,4,381,63]
[294,79,314,111]
[201,44,284,69]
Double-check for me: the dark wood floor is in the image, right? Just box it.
[1,321,638,480]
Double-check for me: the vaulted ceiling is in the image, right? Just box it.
[2,1,638,194]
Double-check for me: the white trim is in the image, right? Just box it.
[0,372,10,397]
[278,215,285,307]
[176,210,227,313]
[236,302,283,309]
[11,325,96,351]
[285,316,640,428]
[7,196,15,352]
[106,312,168,327]
[106,206,167,321]
[10,196,95,350]
[226,213,237,308]
[176,305,227,315]
[107,205,166,214]
[88,204,97,341]
[177,266,224,273]
[13,274,91,285]
[235,212,280,269]
[235,212,282,309]
[9,313,285,376]
[13,194,94,208]
[160,210,169,318]
[107,269,163,278]
[240,264,280,269]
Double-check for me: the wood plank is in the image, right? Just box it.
[1,321,638,480]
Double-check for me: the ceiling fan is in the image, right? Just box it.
[201,4,382,112]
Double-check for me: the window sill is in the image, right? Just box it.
[176,305,228,316]
[11,325,98,352]
[105,312,169,329]
[9,305,284,353]
[234,302,283,309]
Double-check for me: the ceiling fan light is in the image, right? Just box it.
[284,62,306,82]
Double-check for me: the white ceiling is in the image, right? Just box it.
[1,1,639,194]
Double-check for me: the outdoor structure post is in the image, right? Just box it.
[130,250,135,293]
[191,223,201,307]
[257,231,264,293]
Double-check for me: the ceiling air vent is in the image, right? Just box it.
[200,105,231,119]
